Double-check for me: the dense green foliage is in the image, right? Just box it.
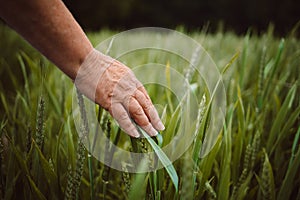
[0,25,299,199]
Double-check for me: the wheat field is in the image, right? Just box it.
[0,24,299,200]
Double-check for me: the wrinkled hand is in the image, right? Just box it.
[75,49,165,137]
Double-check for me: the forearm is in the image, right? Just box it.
[0,0,93,79]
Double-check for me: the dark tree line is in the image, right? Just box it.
[63,0,299,35]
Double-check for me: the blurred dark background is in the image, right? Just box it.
[63,0,300,35]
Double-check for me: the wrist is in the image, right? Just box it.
[74,49,117,103]
[75,49,114,82]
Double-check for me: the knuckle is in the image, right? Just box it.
[131,106,143,116]
[118,112,129,121]
[134,115,149,127]
[143,102,152,111]
[127,126,136,134]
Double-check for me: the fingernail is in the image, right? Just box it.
[149,125,158,136]
[133,130,140,138]
[142,124,158,137]
[152,130,158,137]
[157,121,165,131]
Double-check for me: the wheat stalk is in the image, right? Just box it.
[180,153,194,200]
[64,89,88,200]
[102,119,112,199]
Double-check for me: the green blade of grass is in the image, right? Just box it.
[289,126,300,168]
[138,127,179,193]
[235,172,253,200]
[17,54,30,103]
[128,161,149,200]
[26,175,47,200]
[65,116,76,166]
[0,59,19,91]
[222,51,240,75]
[9,137,30,175]
[0,93,10,120]
[197,135,222,197]
[277,134,300,200]
[239,32,249,88]
[45,83,61,115]
[4,141,19,200]
[267,83,297,153]
[263,39,285,100]
[163,100,181,146]
[271,105,300,155]
[217,107,233,200]
[32,140,61,198]
[165,61,174,113]
[232,94,246,183]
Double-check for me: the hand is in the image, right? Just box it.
[75,49,165,137]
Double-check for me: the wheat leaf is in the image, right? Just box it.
[138,127,179,192]
[26,175,47,200]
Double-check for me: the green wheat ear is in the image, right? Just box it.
[231,144,252,199]
[121,163,131,196]
[76,89,89,141]
[260,149,275,200]
[74,140,86,200]
[35,96,45,150]
[26,125,32,154]
[257,46,266,111]
[31,95,46,188]
[250,131,261,169]
[231,131,261,199]
[65,139,86,200]
[64,165,74,200]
